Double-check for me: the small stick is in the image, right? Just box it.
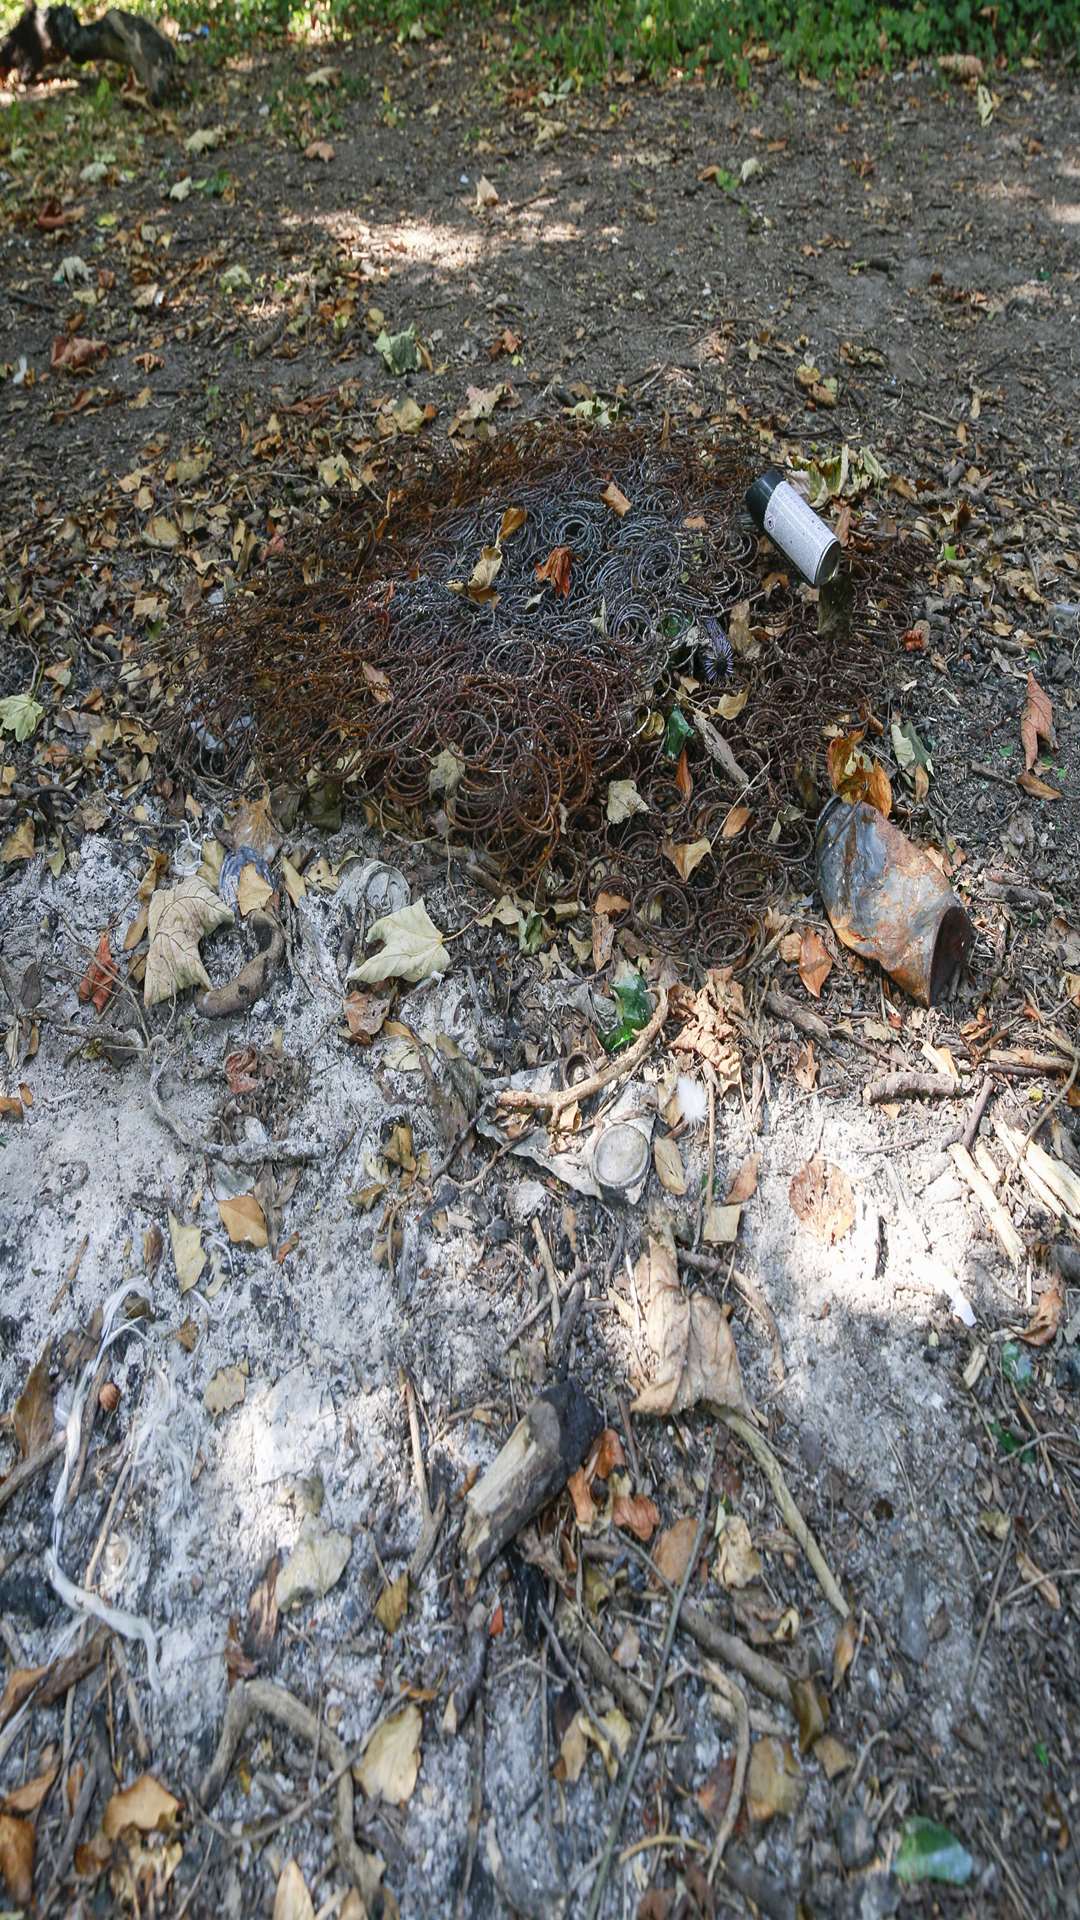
[584,1430,718,1920]
[998,1047,1079,1202]
[0,1433,64,1518]
[720,1412,848,1619]
[108,1632,150,1765]
[961,1072,994,1151]
[967,1525,1012,1704]
[497,987,669,1119]
[532,1216,562,1335]
[948,1142,1024,1266]
[198,1678,380,1903]
[704,1663,750,1879]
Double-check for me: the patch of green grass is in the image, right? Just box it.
[2,0,1075,92]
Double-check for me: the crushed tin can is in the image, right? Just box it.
[816,797,974,1006]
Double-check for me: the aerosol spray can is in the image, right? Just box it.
[745,468,841,586]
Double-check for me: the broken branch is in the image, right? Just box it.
[497,987,669,1119]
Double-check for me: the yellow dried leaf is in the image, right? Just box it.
[375,1571,409,1635]
[664,836,712,879]
[653,1134,687,1194]
[102,1774,180,1840]
[218,1193,268,1248]
[355,1705,422,1806]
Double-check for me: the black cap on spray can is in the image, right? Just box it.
[745,467,841,587]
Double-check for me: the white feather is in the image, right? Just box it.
[675,1074,708,1126]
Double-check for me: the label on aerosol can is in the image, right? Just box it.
[745,468,841,587]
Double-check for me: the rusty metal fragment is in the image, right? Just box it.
[816,798,974,1006]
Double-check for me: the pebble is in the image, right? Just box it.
[836,1806,876,1871]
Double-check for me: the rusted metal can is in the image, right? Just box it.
[816,797,974,1006]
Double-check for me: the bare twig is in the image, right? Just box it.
[197,1678,381,1904]
[720,1412,848,1618]
[948,1142,1024,1266]
[961,1072,994,1152]
[703,1663,750,1878]
[967,1524,1012,1705]
[584,1430,717,1920]
[497,987,668,1120]
[149,1057,328,1167]
[0,1433,65,1518]
[998,1046,1079,1203]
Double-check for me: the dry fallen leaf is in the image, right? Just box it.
[236,862,274,917]
[1,1758,59,1817]
[375,1572,409,1635]
[664,836,712,879]
[349,899,449,986]
[714,1514,762,1589]
[702,1203,741,1246]
[103,1775,181,1841]
[50,333,107,373]
[1017,769,1061,801]
[554,1711,588,1784]
[78,929,119,1013]
[606,778,649,824]
[13,1346,54,1461]
[1016,1548,1060,1610]
[168,1212,205,1293]
[726,1153,759,1204]
[342,989,392,1044]
[654,1515,698,1585]
[498,504,526,540]
[274,1859,316,1920]
[720,803,751,839]
[449,542,503,605]
[355,1705,422,1806]
[826,729,892,816]
[631,1231,751,1418]
[1019,1276,1065,1347]
[535,545,573,596]
[0,1813,34,1907]
[277,1519,351,1610]
[612,1493,660,1542]
[218,1193,268,1249]
[144,876,233,1007]
[567,1467,596,1529]
[798,929,833,1000]
[204,1365,247,1417]
[600,479,631,516]
[304,140,335,163]
[746,1737,805,1822]
[789,1156,855,1244]
[832,1613,858,1689]
[475,174,499,208]
[815,1734,854,1780]
[653,1134,687,1195]
[671,971,743,1092]
[1020,672,1054,771]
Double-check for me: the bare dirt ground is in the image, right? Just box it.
[1,21,1079,1920]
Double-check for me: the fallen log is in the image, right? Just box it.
[0,5,176,104]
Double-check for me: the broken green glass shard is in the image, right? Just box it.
[894,1817,973,1886]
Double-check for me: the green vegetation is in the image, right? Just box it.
[1,0,1074,83]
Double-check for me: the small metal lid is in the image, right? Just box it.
[591,1122,650,1196]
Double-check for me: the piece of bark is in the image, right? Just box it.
[763,988,831,1045]
[461,1379,601,1580]
[948,1143,1023,1267]
[863,1071,959,1106]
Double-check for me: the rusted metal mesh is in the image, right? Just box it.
[166,423,916,964]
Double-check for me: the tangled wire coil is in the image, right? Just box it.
[166,423,916,963]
